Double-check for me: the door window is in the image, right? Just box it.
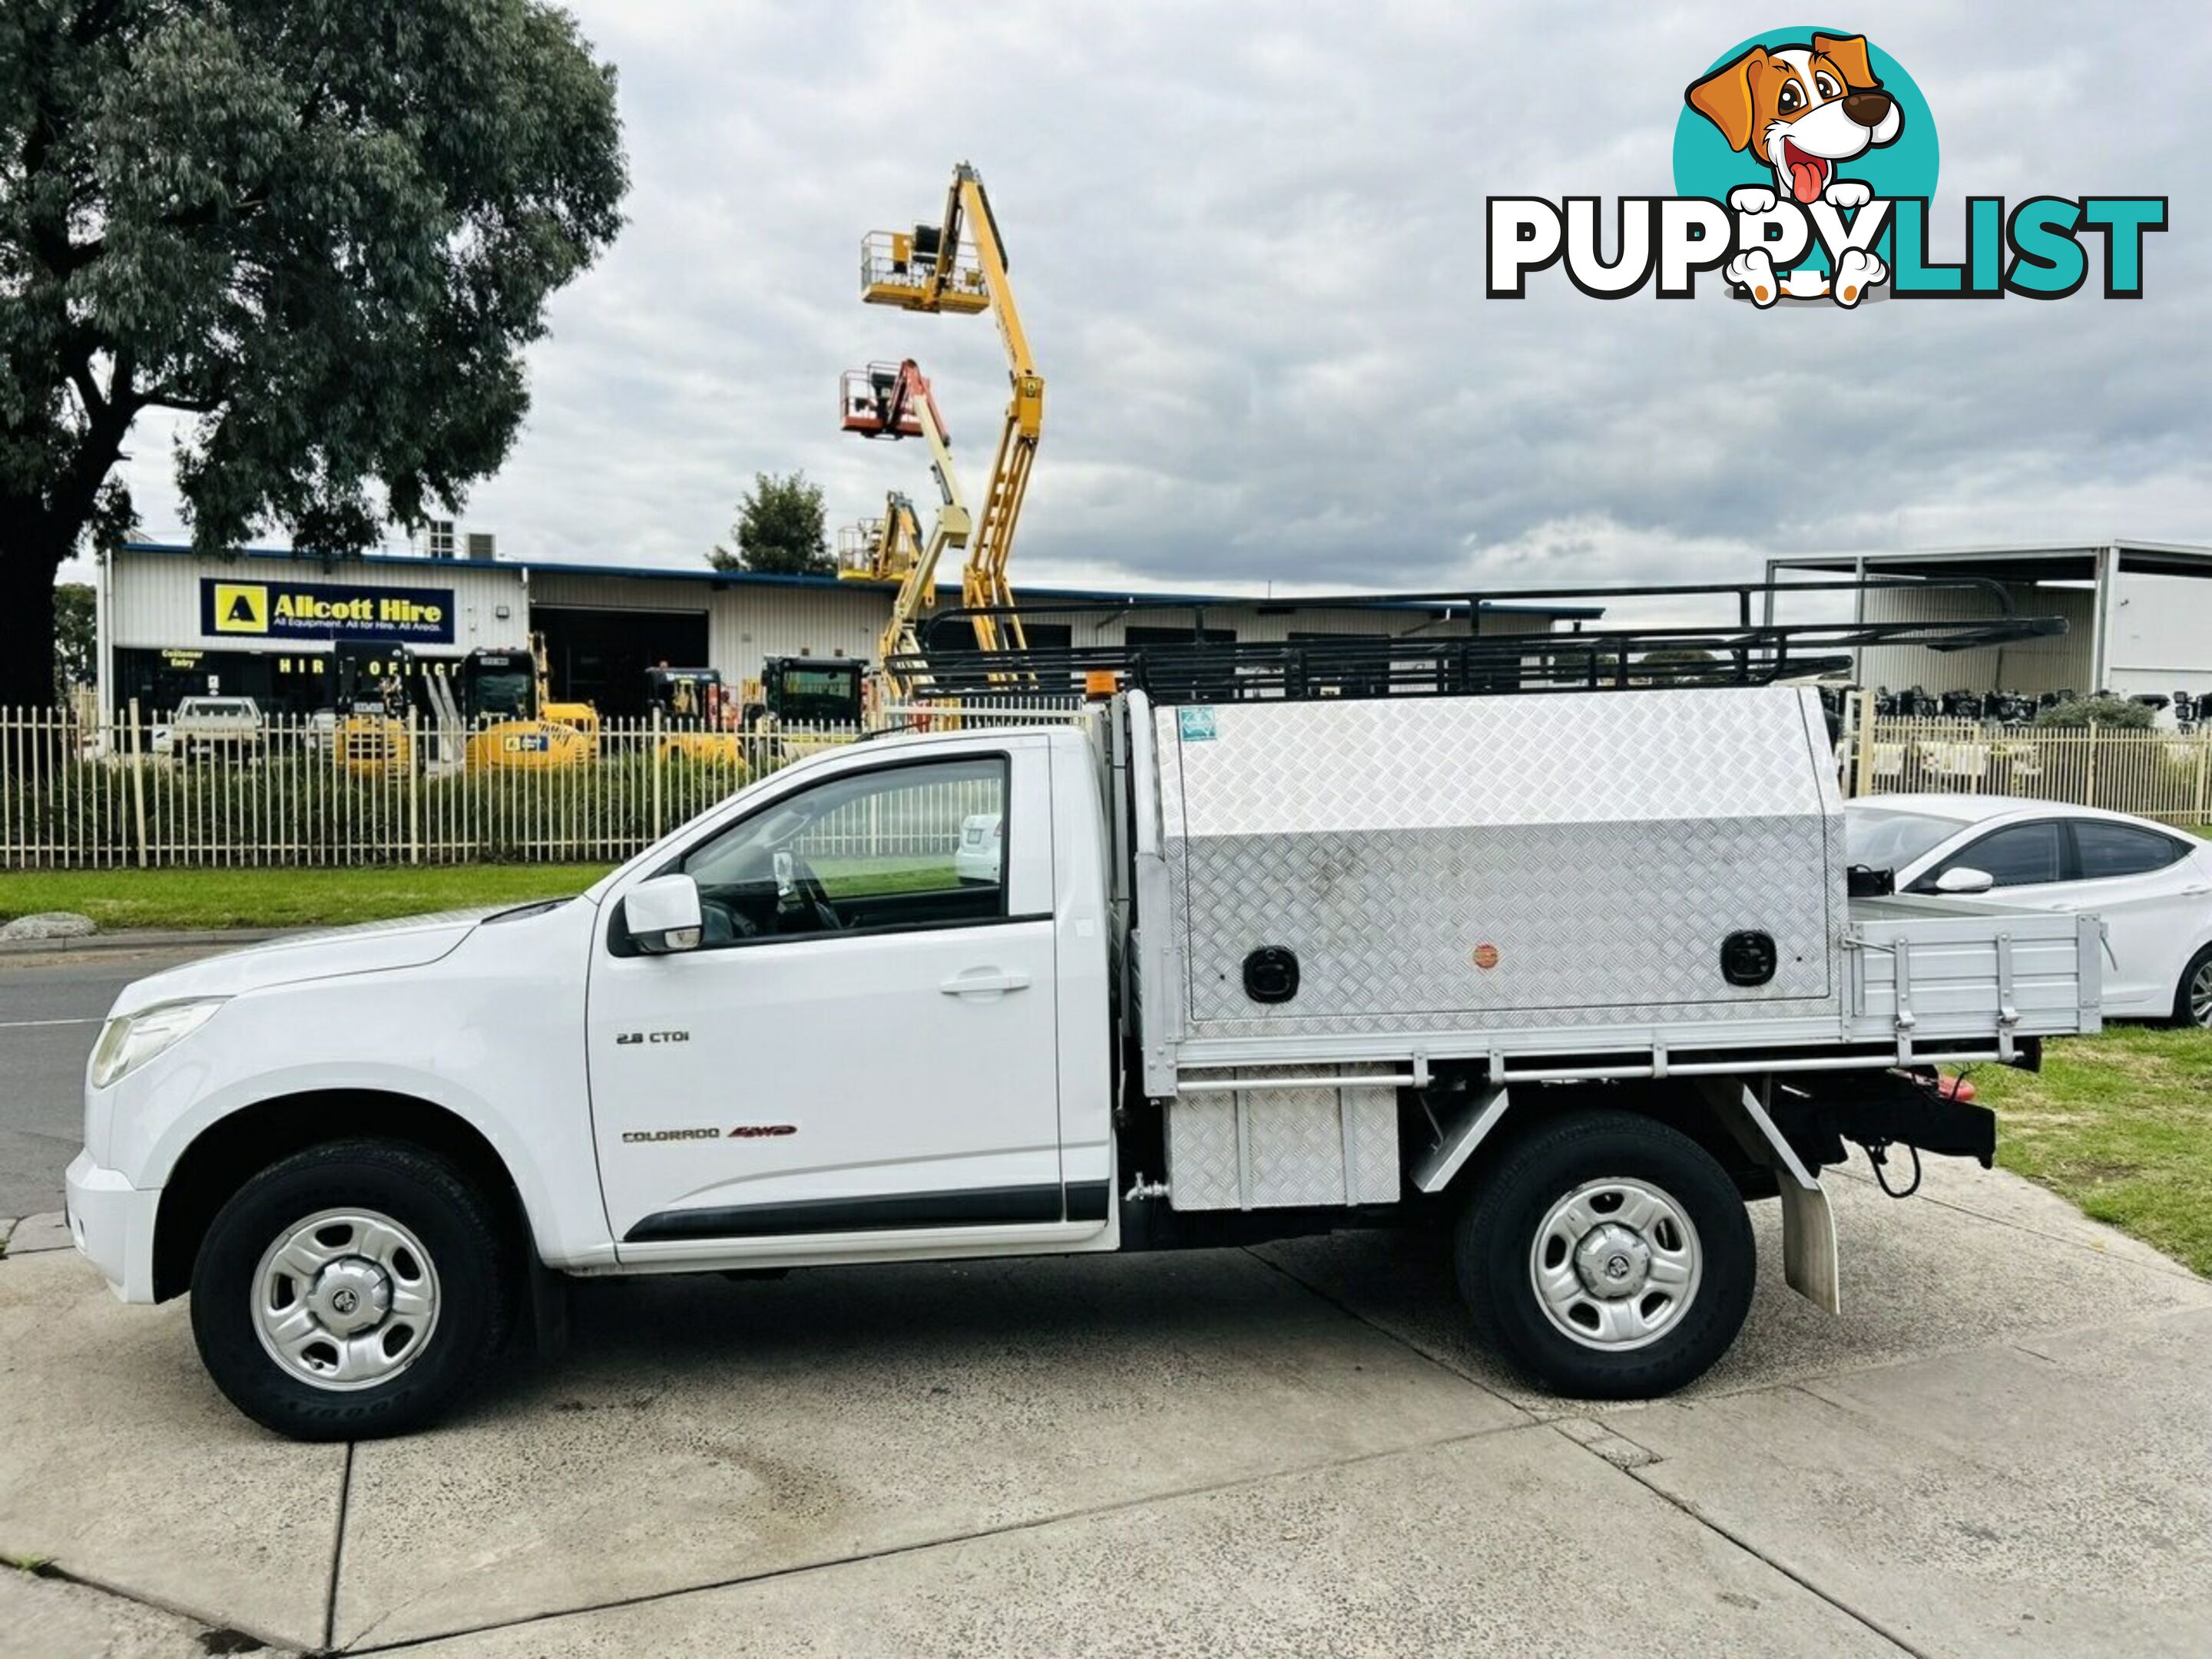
[1926,820,2064,889]
[677,756,1009,944]
[2072,820,2190,879]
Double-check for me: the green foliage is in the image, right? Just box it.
[2033,694,2156,730]
[710,472,831,575]
[52,583,94,691]
[0,0,629,704]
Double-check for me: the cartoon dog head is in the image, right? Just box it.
[1687,34,1902,204]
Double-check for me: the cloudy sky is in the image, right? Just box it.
[106,0,2210,599]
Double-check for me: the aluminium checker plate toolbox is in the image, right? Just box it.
[1153,687,1848,1042]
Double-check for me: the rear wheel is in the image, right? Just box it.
[2176,945,2212,1029]
[1456,1110,1754,1399]
[190,1140,512,1441]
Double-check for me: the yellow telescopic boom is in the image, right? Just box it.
[861,163,1038,657]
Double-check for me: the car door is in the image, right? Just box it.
[587,736,1077,1257]
[2064,820,2207,1015]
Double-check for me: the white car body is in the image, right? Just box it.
[1847,793,2212,1022]
[68,726,1113,1302]
[167,695,264,760]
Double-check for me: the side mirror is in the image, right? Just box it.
[626,873,704,954]
[1935,866,1996,896]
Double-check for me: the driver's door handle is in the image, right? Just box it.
[940,969,1031,997]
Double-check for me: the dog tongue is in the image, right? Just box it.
[1790,159,1824,204]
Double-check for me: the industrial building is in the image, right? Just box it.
[94,541,1603,717]
[1767,541,2212,712]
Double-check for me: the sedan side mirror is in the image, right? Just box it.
[1935,866,1996,896]
[626,873,704,953]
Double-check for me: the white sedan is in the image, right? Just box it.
[1846,794,2212,1026]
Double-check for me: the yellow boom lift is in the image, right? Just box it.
[837,359,972,697]
[860,163,1041,665]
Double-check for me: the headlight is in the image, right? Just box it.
[88,998,227,1090]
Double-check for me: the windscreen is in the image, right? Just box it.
[775,665,859,720]
[1845,808,1962,871]
[469,669,534,718]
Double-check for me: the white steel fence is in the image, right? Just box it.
[0,697,1085,869]
[1845,713,2212,826]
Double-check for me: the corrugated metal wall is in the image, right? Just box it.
[2106,571,2212,700]
[1857,581,2092,697]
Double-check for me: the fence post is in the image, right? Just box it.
[651,708,665,837]
[2196,731,2210,826]
[407,707,422,865]
[2085,724,2101,810]
[1853,688,1876,799]
[126,697,149,869]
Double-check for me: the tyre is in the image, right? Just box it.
[190,1140,512,1441]
[1455,1109,1754,1399]
[2175,945,2212,1029]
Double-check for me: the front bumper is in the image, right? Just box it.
[64,1150,161,1303]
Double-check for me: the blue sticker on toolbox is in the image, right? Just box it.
[1177,707,1218,742]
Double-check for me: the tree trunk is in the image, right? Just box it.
[0,509,71,710]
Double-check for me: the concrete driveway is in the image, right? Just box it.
[3,1152,2209,1657]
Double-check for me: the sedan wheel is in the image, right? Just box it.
[2182,946,2212,1029]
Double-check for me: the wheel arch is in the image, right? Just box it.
[152,1090,531,1303]
[1434,1078,1783,1203]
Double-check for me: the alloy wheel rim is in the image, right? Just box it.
[1528,1177,1703,1351]
[251,1209,440,1391]
[2192,959,2212,1028]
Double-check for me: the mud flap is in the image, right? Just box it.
[1697,1078,1842,1316]
[1776,1179,1841,1317]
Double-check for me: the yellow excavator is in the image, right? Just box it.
[837,359,972,698]
[457,634,597,773]
[859,162,1041,672]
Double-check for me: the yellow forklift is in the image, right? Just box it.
[324,644,414,775]
[643,666,747,767]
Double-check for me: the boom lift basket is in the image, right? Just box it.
[860,230,990,312]
[839,364,926,438]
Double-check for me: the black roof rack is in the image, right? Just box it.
[889,578,2067,704]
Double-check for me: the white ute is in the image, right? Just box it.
[68,686,2101,1439]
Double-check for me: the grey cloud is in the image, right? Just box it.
[114,0,2209,595]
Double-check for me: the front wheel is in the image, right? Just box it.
[190,1141,512,1441]
[1455,1110,1754,1399]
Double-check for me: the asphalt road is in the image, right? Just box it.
[0,945,212,1219]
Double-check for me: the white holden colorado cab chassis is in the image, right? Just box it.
[68,687,2099,1439]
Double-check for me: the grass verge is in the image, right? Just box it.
[1972,1025,2212,1276]
[0,865,614,932]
